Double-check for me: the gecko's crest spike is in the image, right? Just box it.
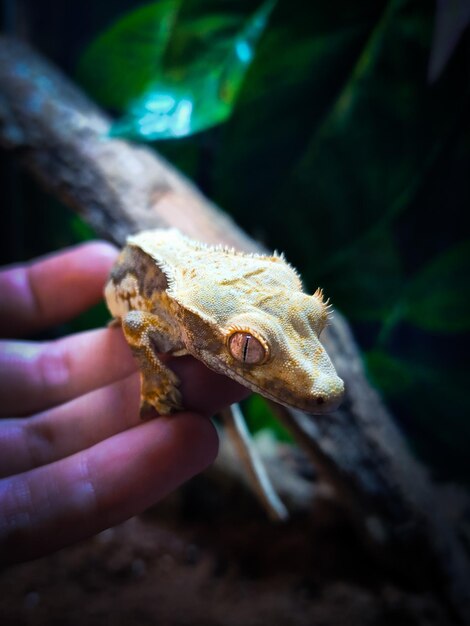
[313,286,333,327]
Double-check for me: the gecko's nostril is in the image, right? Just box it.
[316,396,325,405]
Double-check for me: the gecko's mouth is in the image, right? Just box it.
[217,363,344,415]
[247,380,343,415]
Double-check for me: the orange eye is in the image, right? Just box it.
[228,332,267,365]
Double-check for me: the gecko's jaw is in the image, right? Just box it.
[263,380,344,415]
[224,367,344,415]
[273,372,345,414]
[201,351,345,415]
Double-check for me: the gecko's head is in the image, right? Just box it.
[182,288,345,415]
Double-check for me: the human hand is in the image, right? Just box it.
[0,242,249,564]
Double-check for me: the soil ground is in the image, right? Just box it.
[0,466,452,626]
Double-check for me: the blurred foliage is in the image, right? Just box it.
[8,0,465,481]
[242,395,293,443]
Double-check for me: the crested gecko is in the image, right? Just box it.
[105,228,344,417]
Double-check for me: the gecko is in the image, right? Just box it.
[104,228,344,419]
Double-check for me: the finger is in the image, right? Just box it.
[0,242,117,337]
[0,374,141,477]
[169,355,251,415]
[0,412,218,563]
[0,359,248,477]
[0,327,137,417]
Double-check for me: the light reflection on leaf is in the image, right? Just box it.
[108,0,277,140]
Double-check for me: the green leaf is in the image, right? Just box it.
[316,227,403,322]
[77,1,181,111]
[109,0,276,140]
[364,349,414,396]
[70,215,97,242]
[243,395,293,443]
[403,240,470,333]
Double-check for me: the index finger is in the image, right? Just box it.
[0,242,118,338]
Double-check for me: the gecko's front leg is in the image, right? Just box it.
[121,310,183,418]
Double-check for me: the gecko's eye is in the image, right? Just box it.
[228,331,267,365]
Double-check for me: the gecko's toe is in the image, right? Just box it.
[139,401,158,420]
